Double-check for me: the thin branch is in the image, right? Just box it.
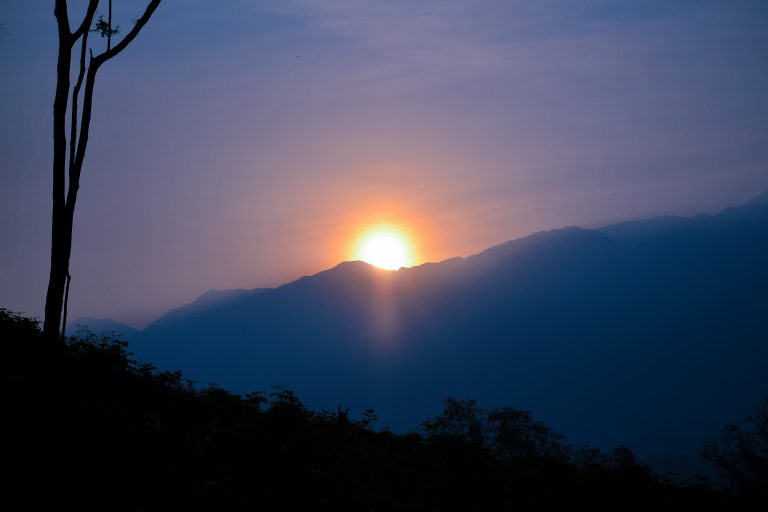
[67,0,161,210]
[69,15,94,177]
[67,62,97,211]
[71,0,100,40]
[60,271,72,340]
[93,0,161,68]
[108,0,112,51]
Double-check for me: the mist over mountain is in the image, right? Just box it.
[73,192,768,461]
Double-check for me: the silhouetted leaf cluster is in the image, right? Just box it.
[0,309,744,510]
[91,14,120,38]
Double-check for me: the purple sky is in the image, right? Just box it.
[1,0,767,327]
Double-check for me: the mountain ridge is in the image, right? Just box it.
[74,190,768,332]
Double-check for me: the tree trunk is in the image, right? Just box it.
[43,2,73,342]
[43,210,75,341]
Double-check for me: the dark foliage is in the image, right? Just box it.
[91,14,120,38]
[702,396,768,498]
[422,397,487,445]
[1,309,743,509]
[421,398,570,462]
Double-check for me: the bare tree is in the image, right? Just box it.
[44,0,161,342]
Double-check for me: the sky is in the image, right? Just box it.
[1,0,767,327]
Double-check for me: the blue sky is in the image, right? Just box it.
[1,0,767,326]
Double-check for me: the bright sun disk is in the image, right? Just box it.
[357,230,410,270]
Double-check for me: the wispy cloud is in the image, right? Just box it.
[263,0,526,91]
[260,0,726,97]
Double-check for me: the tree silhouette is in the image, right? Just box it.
[702,395,768,497]
[486,407,569,461]
[43,0,161,342]
[422,398,571,461]
[422,397,487,445]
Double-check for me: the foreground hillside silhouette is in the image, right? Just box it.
[3,309,753,509]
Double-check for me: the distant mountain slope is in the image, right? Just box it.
[68,317,140,338]
[111,193,768,461]
[146,288,266,331]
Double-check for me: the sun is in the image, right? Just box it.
[356,228,412,270]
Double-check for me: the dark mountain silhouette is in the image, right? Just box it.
[75,192,768,463]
